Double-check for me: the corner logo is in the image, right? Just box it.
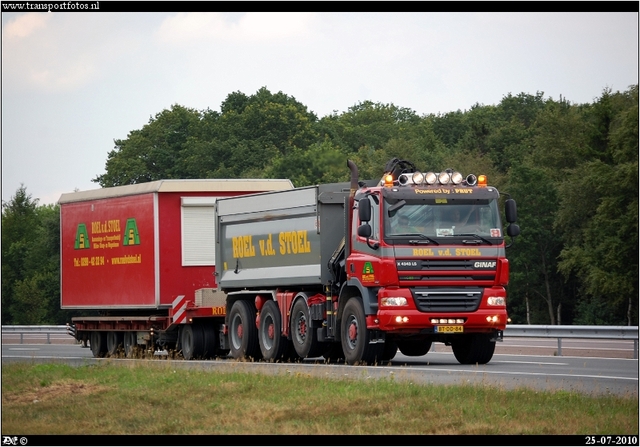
[123,218,140,245]
[74,223,90,249]
[362,262,375,282]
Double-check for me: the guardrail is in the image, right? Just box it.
[1,325,70,344]
[2,324,638,358]
[504,324,639,359]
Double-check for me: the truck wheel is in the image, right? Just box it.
[322,343,344,363]
[290,298,324,359]
[89,331,107,358]
[259,300,291,361]
[181,324,205,360]
[397,340,432,357]
[340,297,383,365]
[228,300,261,360]
[451,333,496,364]
[123,332,136,357]
[106,331,123,356]
[201,324,218,359]
[382,340,398,361]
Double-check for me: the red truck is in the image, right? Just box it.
[60,179,293,359]
[216,158,519,365]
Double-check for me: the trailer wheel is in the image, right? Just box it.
[451,333,496,364]
[229,300,261,360]
[89,331,107,358]
[397,340,432,357]
[181,324,205,360]
[290,298,324,359]
[106,331,124,356]
[340,297,383,365]
[123,332,137,357]
[201,324,218,359]
[259,300,293,361]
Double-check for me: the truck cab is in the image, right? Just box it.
[343,160,520,364]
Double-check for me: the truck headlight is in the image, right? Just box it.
[487,297,505,306]
[381,297,408,307]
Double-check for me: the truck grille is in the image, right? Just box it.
[396,259,496,282]
[411,287,483,313]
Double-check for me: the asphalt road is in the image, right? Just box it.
[3,340,637,398]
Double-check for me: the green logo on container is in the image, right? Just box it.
[363,262,374,274]
[74,223,90,249]
[123,218,140,245]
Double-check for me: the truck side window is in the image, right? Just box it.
[369,195,380,240]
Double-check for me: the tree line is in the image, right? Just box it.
[2,85,637,325]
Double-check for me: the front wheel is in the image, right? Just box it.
[397,340,432,357]
[340,297,383,365]
[451,333,496,364]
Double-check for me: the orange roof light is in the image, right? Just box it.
[384,174,394,187]
[477,175,487,187]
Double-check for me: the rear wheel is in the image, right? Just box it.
[106,331,123,356]
[181,324,205,360]
[89,331,107,358]
[291,298,324,358]
[228,300,261,360]
[397,340,432,357]
[340,297,383,365]
[259,300,293,361]
[451,333,496,364]
[123,332,136,357]
[322,343,345,363]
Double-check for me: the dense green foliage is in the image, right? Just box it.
[2,85,637,325]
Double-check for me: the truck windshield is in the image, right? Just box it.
[383,199,503,241]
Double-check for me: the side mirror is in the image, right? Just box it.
[358,223,372,238]
[505,199,517,223]
[358,197,371,222]
[507,223,520,238]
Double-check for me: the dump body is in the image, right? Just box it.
[60,179,293,310]
[215,183,350,291]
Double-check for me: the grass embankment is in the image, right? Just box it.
[1,362,637,435]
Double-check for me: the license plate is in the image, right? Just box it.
[435,325,463,333]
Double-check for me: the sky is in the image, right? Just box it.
[1,8,638,206]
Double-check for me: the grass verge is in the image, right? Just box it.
[1,361,638,435]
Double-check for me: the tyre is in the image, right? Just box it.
[290,298,324,359]
[259,300,293,361]
[340,297,383,365]
[123,331,137,357]
[201,324,218,359]
[381,340,398,361]
[228,300,262,360]
[397,340,432,357]
[181,324,205,360]
[106,331,124,356]
[451,333,496,364]
[89,331,107,358]
[322,343,345,363]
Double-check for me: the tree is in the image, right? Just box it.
[556,86,638,325]
[1,185,39,324]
